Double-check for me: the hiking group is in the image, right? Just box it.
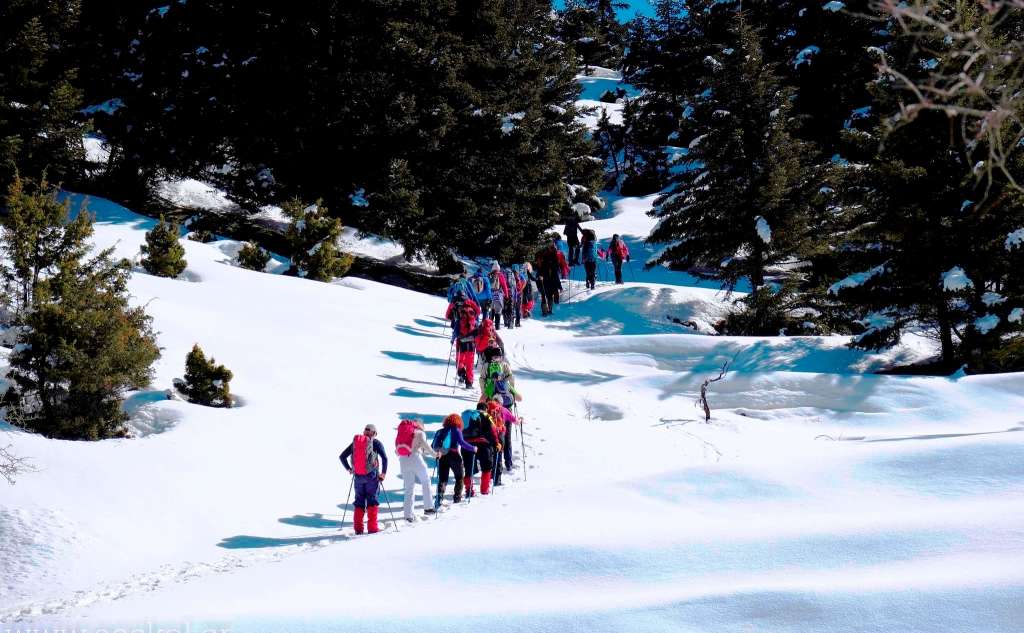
[335,219,631,535]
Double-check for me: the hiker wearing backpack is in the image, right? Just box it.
[446,272,477,304]
[482,351,521,411]
[608,234,630,285]
[534,242,568,316]
[461,403,500,496]
[432,413,478,504]
[487,262,510,330]
[469,269,492,324]
[503,266,521,329]
[445,291,482,388]
[339,424,389,534]
[581,228,598,290]
[564,215,583,266]
[395,418,436,522]
[486,397,518,476]
[474,318,505,382]
[521,262,537,319]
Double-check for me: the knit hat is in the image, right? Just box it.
[491,261,500,272]
[443,413,462,429]
[364,423,377,435]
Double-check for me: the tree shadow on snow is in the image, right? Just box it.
[514,367,621,385]
[414,318,447,329]
[217,533,348,549]
[381,350,449,366]
[278,513,343,529]
[379,374,452,389]
[394,325,447,339]
[391,386,476,402]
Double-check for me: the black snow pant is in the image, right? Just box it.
[464,443,494,475]
[612,257,624,284]
[491,299,504,329]
[568,241,580,266]
[438,452,465,502]
[541,276,559,315]
[503,424,513,469]
[584,261,597,289]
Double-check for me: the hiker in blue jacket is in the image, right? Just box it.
[469,268,492,325]
[432,413,478,504]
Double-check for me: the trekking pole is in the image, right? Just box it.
[628,261,636,282]
[444,339,455,385]
[340,471,354,530]
[513,404,527,481]
[378,476,400,532]
[432,457,441,509]
[467,451,478,504]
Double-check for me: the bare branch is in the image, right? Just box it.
[0,444,37,485]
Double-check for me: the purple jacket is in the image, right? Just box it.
[432,426,477,455]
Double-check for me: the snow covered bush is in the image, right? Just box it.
[1,179,160,440]
[236,242,271,272]
[141,216,187,278]
[282,199,353,281]
[187,229,215,243]
[177,344,233,408]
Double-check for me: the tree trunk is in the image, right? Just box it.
[937,298,956,369]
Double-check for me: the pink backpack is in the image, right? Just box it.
[395,419,416,457]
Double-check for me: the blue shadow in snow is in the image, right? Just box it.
[381,351,448,366]
[394,325,447,339]
[391,387,475,403]
[278,513,342,529]
[414,318,447,329]
[379,374,452,389]
[218,533,347,549]
[548,286,715,338]
[514,367,621,385]
[121,389,170,414]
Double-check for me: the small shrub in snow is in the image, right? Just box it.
[187,229,215,243]
[140,216,187,278]
[178,344,234,408]
[237,242,271,271]
[282,199,353,281]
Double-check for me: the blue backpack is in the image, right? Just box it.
[461,409,483,440]
[431,427,455,452]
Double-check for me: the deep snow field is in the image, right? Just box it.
[2,68,1024,632]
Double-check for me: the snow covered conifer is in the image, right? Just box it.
[140,215,187,278]
[647,14,816,333]
[1,182,160,440]
[236,242,271,272]
[180,344,233,408]
[282,199,353,281]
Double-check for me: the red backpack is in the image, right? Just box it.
[352,434,378,475]
[395,420,416,457]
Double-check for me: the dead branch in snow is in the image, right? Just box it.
[0,444,37,485]
[696,358,732,423]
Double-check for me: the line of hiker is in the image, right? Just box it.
[338,399,525,533]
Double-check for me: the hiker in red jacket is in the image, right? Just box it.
[608,234,630,285]
[445,291,481,388]
[461,403,500,496]
[340,424,389,534]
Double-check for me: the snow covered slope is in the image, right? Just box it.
[2,191,1023,632]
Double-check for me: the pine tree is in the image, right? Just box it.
[0,0,86,199]
[140,216,187,278]
[282,199,353,281]
[648,15,816,333]
[1,182,160,440]
[178,344,233,408]
[1,177,92,319]
[236,242,271,272]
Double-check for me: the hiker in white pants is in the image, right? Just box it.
[397,418,435,521]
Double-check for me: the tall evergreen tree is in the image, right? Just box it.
[0,0,86,199]
[647,14,816,332]
[1,183,160,440]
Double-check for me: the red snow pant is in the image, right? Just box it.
[457,340,475,383]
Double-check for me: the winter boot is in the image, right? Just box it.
[436,483,446,507]
[457,367,467,384]
[463,476,475,498]
[368,505,380,534]
[481,471,492,495]
[453,479,464,503]
[353,506,365,535]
